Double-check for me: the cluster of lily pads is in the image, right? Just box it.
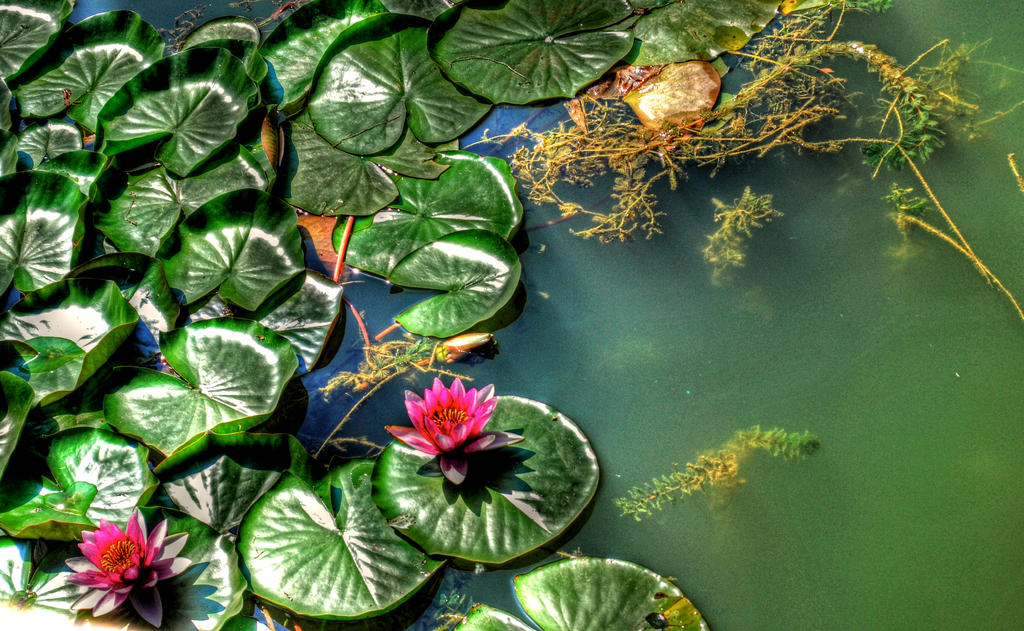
[0,0,808,627]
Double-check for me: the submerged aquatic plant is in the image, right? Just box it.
[386,378,523,484]
[616,426,820,521]
[66,510,190,627]
[702,187,782,284]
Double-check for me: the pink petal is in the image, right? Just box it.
[65,556,99,572]
[126,510,146,548]
[130,587,163,627]
[450,421,471,447]
[78,541,100,563]
[92,588,129,617]
[71,588,107,611]
[440,455,467,485]
[68,571,114,589]
[434,432,455,452]
[144,519,168,564]
[153,556,192,580]
[386,426,441,454]
[158,533,189,561]
[463,431,525,453]
[475,383,495,407]
[123,565,139,581]
[450,378,466,402]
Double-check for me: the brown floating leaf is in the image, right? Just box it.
[296,213,338,271]
[261,105,284,170]
[622,61,721,131]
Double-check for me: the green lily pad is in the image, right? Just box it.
[18,120,81,166]
[372,396,599,563]
[0,0,74,82]
[429,0,634,104]
[344,151,522,277]
[105,510,247,631]
[183,33,268,85]
[239,463,443,620]
[34,150,113,199]
[0,372,32,483]
[381,0,466,20]
[0,129,16,176]
[182,15,262,47]
[629,0,781,65]
[97,47,259,177]
[0,171,87,292]
[65,252,180,335]
[243,270,343,373]
[104,318,298,456]
[164,188,304,310]
[371,127,455,179]
[281,111,397,216]
[14,10,164,131]
[0,476,96,539]
[515,557,708,631]
[154,432,310,533]
[0,538,87,616]
[260,0,387,112]
[0,279,138,406]
[0,77,10,129]
[308,14,490,155]
[456,604,535,631]
[389,229,521,338]
[46,427,158,526]
[94,144,268,256]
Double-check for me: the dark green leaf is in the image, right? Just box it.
[370,127,455,179]
[46,427,158,526]
[104,318,298,456]
[429,0,634,104]
[242,270,343,373]
[15,10,164,130]
[260,0,387,112]
[381,0,466,20]
[308,15,490,154]
[0,172,86,292]
[345,151,522,277]
[0,129,16,176]
[66,252,180,335]
[93,144,268,256]
[182,15,261,47]
[389,229,521,338]
[281,111,397,216]
[0,372,32,483]
[154,431,310,532]
[0,0,73,81]
[0,476,96,539]
[514,557,707,631]
[34,150,113,199]
[183,37,267,84]
[18,119,81,166]
[0,279,138,406]
[457,604,535,631]
[629,0,781,65]
[239,464,443,620]
[97,47,259,177]
[164,188,304,310]
[8,540,88,615]
[0,77,10,129]
[372,396,599,563]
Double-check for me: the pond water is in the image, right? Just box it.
[69,1,1024,628]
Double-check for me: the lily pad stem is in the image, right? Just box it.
[333,215,355,282]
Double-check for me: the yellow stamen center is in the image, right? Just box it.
[100,539,138,573]
[432,407,468,430]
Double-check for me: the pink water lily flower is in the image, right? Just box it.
[386,377,523,485]
[66,509,190,627]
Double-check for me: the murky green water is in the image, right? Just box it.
[72,1,1024,628]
